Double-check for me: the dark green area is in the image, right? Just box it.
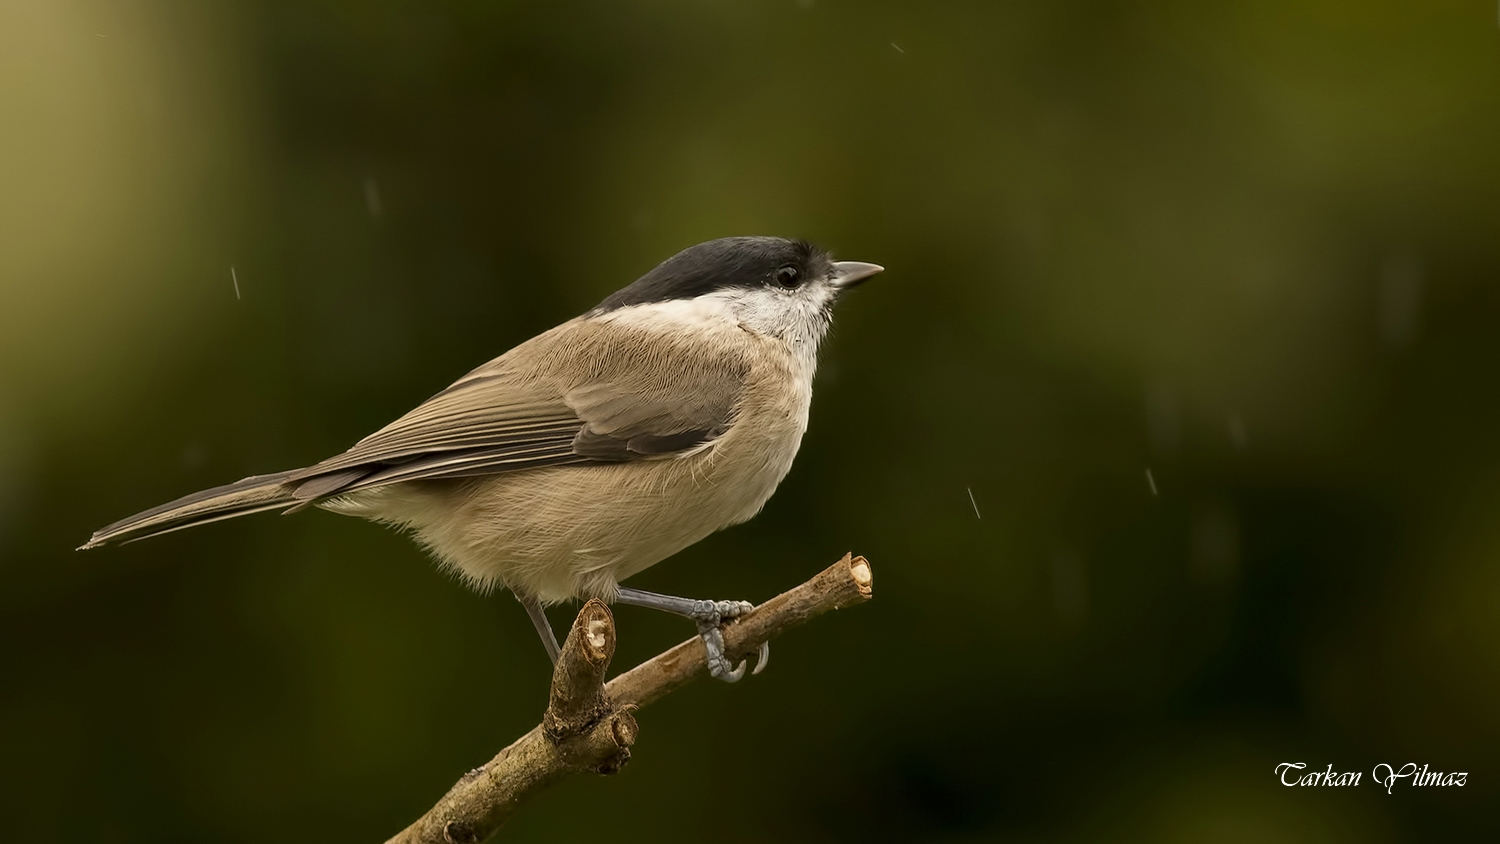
[2,1,1498,841]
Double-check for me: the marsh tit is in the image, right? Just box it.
[82,236,882,681]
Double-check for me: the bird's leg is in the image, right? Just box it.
[517,593,561,665]
[613,587,769,682]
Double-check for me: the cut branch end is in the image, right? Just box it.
[386,553,875,844]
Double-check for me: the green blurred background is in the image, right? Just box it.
[3,0,1498,840]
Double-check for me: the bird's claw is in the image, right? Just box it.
[688,599,769,683]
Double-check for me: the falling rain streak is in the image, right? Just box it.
[365,177,383,218]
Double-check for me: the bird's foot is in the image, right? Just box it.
[685,600,769,683]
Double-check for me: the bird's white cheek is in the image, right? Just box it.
[695,288,802,335]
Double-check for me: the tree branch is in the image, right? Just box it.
[386,553,874,844]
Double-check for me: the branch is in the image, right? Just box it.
[386,553,874,844]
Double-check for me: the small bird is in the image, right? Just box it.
[82,236,882,681]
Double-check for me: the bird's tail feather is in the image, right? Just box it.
[81,471,302,549]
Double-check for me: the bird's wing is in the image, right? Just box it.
[286,318,749,499]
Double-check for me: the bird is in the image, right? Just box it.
[81,236,882,681]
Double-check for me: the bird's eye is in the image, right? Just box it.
[774,266,801,288]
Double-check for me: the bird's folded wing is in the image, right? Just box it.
[285,318,749,499]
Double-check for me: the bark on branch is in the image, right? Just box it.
[386,553,874,844]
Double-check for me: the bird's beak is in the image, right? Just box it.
[830,261,884,290]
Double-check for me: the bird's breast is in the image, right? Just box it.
[694,336,815,523]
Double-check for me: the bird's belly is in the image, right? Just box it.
[349,424,803,603]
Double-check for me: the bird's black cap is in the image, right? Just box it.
[594,236,832,313]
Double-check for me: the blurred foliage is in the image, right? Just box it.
[2,0,1498,841]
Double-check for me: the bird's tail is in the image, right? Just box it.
[80,471,303,549]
